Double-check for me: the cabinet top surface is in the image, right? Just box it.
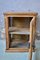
[4,12,38,16]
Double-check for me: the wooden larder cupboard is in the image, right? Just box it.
[4,12,38,60]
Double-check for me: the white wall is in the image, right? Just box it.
[0,0,40,60]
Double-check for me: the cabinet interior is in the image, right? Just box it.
[7,17,34,48]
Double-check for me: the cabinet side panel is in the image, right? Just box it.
[4,16,9,50]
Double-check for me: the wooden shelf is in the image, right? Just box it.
[6,48,36,52]
[9,31,30,35]
[9,27,30,35]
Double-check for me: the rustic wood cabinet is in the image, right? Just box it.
[4,12,38,60]
[4,12,38,51]
[4,12,37,52]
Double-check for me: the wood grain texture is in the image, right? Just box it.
[4,12,38,17]
[4,12,38,60]
[29,17,36,60]
[4,16,10,50]
[5,48,36,52]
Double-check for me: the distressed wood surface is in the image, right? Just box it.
[4,12,38,60]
